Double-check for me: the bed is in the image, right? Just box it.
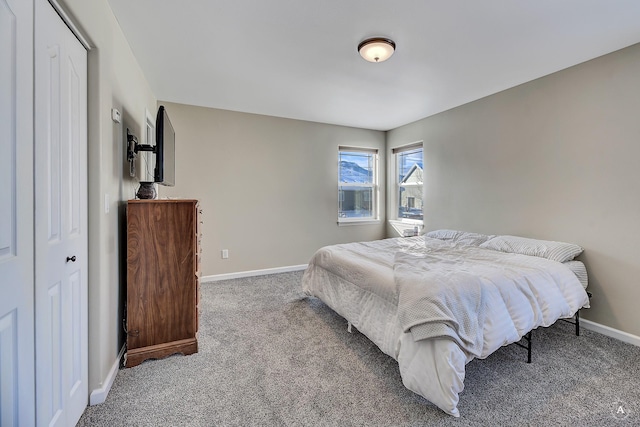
[301,230,590,417]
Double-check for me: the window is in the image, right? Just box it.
[394,143,423,221]
[140,109,156,182]
[338,147,378,222]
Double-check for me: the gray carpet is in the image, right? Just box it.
[78,271,639,426]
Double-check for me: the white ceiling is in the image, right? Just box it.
[107,0,640,131]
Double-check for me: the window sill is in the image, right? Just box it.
[389,219,423,226]
[389,219,424,237]
[337,219,381,227]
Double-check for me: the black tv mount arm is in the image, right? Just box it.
[127,128,156,178]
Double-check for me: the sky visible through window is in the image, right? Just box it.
[341,153,369,168]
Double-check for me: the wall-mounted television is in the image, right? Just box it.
[154,105,175,187]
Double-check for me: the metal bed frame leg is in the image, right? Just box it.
[561,291,592,336]
[560,310,581,335]
[514,331,532,363]
[514,293,589,363]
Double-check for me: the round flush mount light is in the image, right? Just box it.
[358,37,396,63]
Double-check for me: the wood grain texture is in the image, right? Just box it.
[124,338,198,368]
[126,199,199,367]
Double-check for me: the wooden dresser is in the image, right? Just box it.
[125,199,201,367]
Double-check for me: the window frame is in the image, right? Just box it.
[337,146,380,225]
[393,142,424,224]
[139,108,156,182]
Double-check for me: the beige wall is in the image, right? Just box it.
[60,0,157,394]
[388,43,640,337]
[158,103,386,275]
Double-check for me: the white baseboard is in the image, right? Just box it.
[89,345,125,406]
[581,319,640,347]
[201,264,308,283]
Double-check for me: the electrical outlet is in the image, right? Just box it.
[221,249,229,259]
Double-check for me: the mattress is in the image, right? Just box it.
[302,236,590,416]
[564,260,588,289]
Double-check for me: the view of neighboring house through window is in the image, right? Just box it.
[338,147,378,221]
[394,143,423,221]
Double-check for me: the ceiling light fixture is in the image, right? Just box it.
[358,37,396,63]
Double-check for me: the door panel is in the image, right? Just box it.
[46,283,63,426]
[45,43,62,243]
[35,0,88,425]
[68,59,82,236]
[0,0,16,260]
[0,0,35,425]
[0,311,18,426]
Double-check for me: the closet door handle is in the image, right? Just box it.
[66,255,77,263]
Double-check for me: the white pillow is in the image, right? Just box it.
[425,229,495,246]
[479,235,583,263]
[425,229,459,240]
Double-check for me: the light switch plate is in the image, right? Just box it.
[111,108,121,123]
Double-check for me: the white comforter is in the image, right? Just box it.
[302,237,590,417]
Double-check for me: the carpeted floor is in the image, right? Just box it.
[78,271,639,426]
